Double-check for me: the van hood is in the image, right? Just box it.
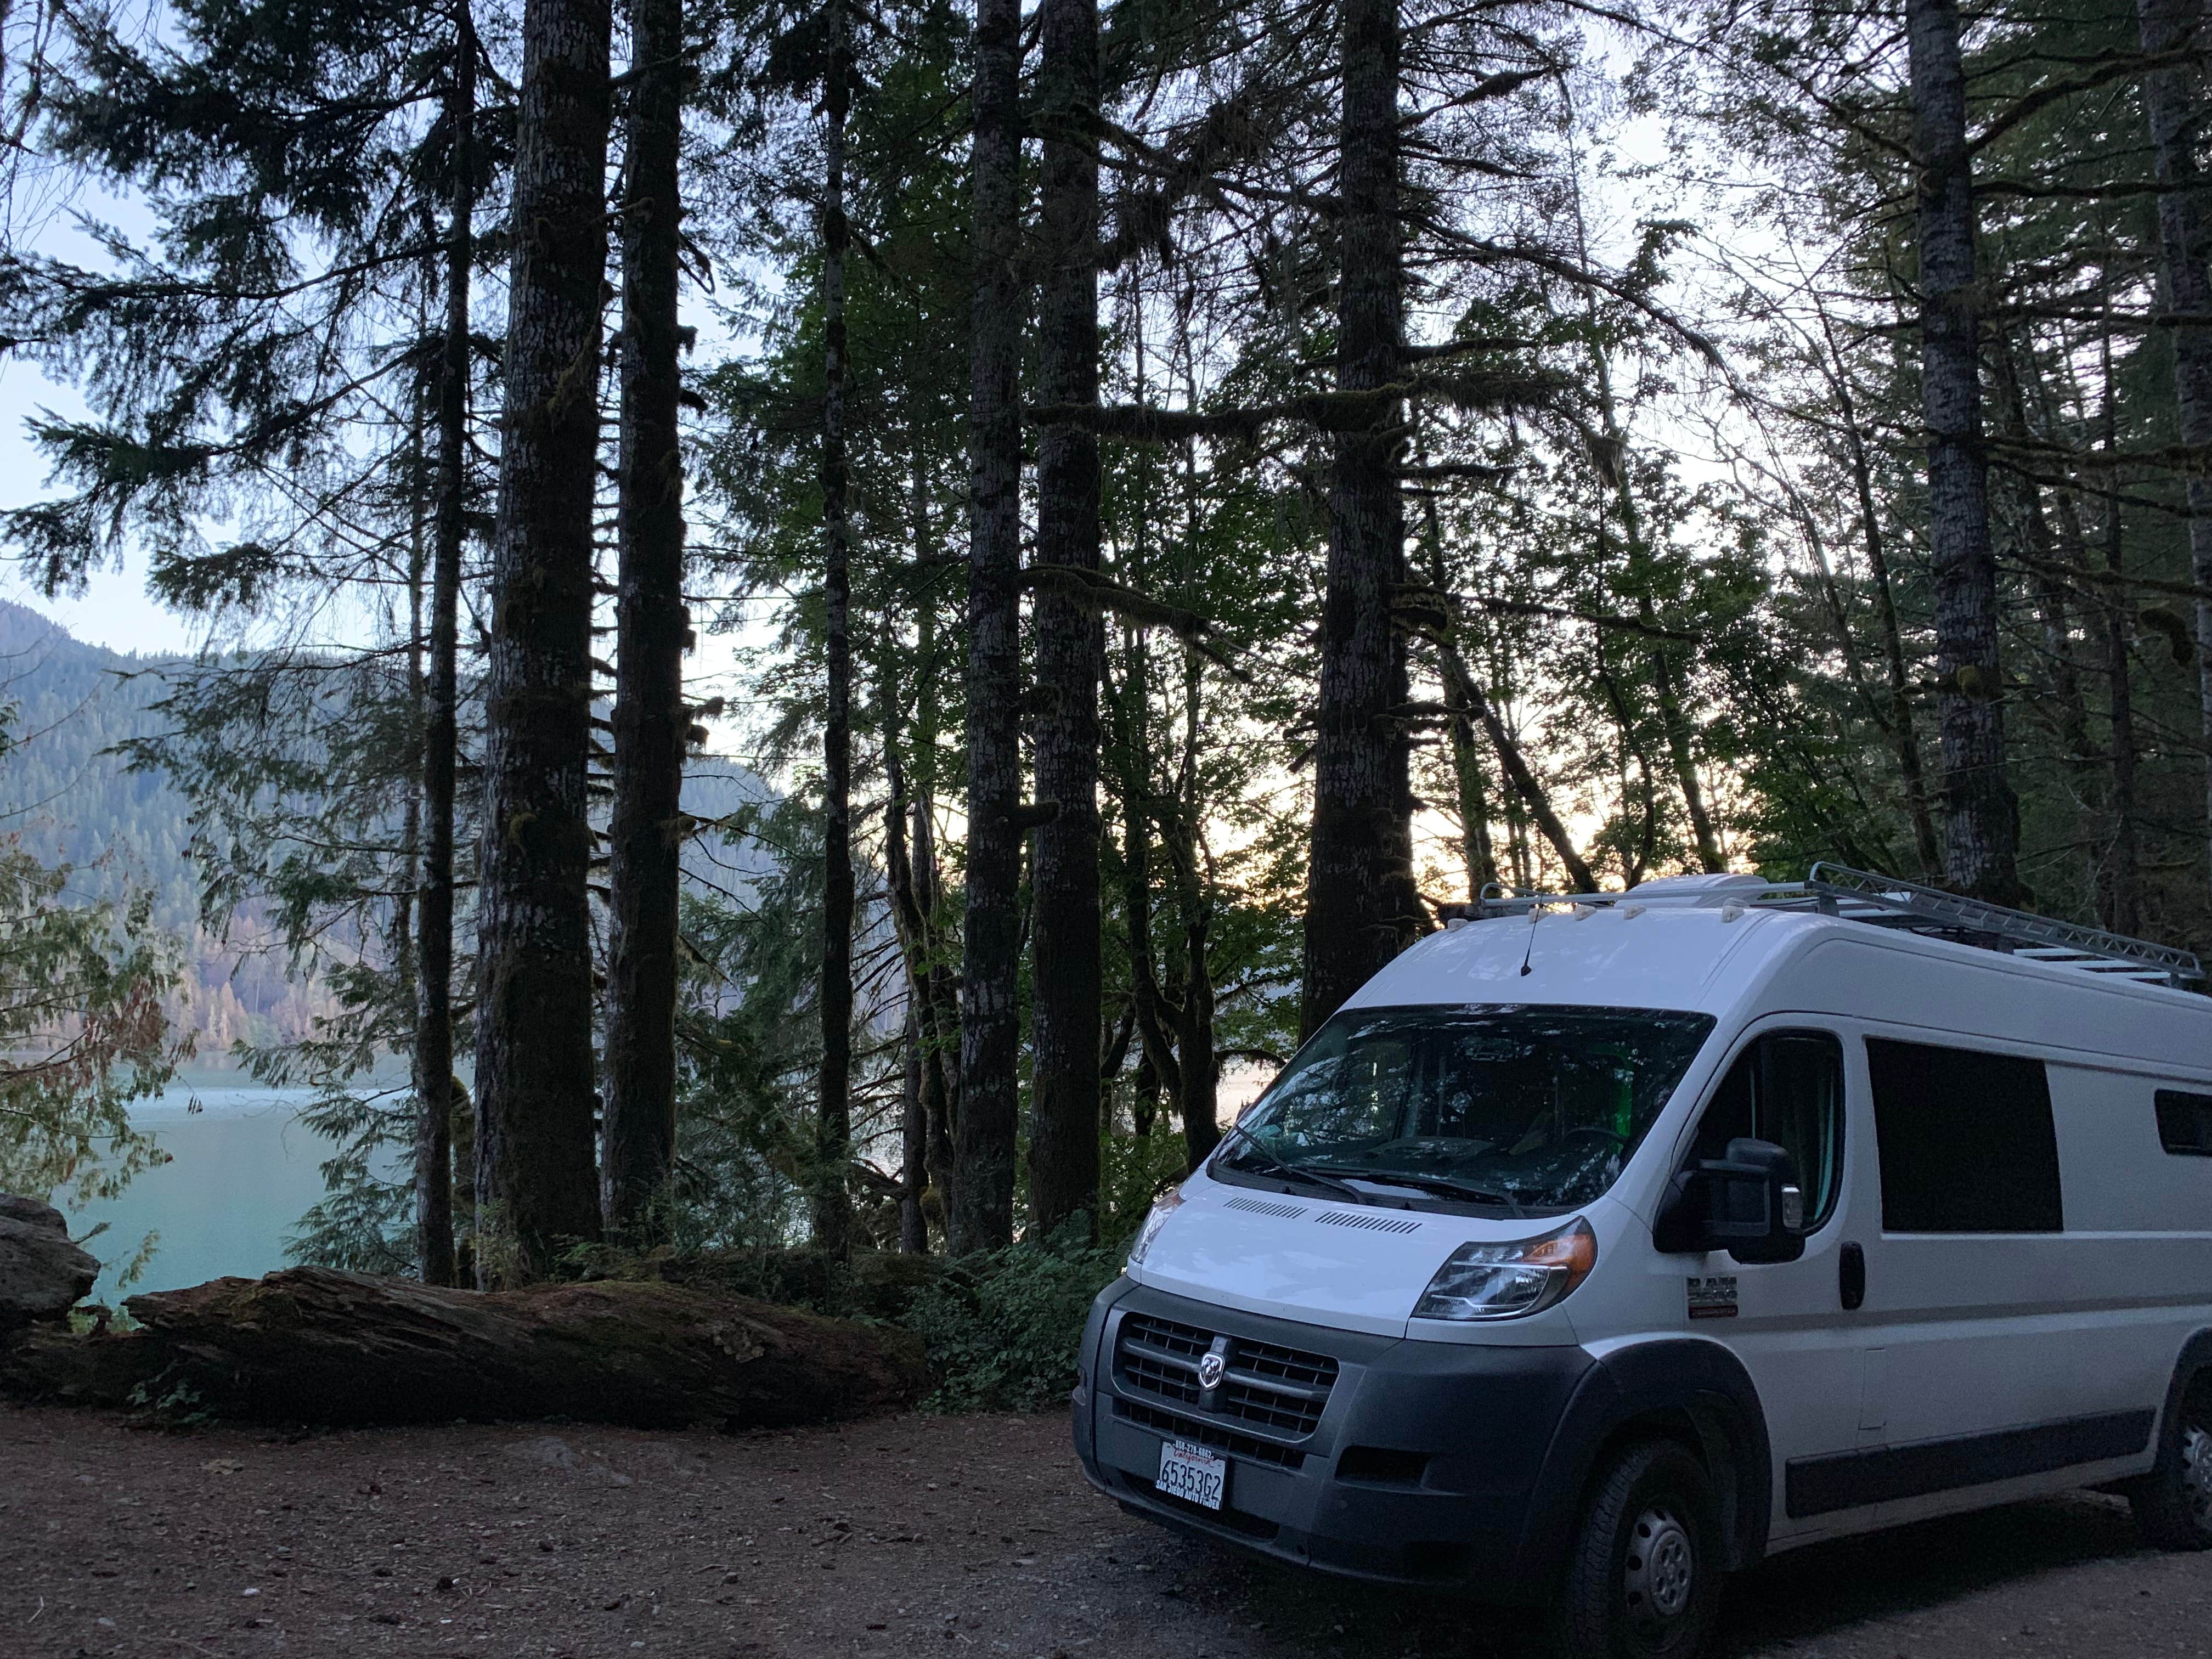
[1128,1170,1598,1342]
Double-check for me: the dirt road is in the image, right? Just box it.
[3,1404,2206,1658]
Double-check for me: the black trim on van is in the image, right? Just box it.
[1075,1281,1596,1599]
[1075,1284,1779,1599]
[1517,1338,1774,1576]
[1785,1408,2154,1517]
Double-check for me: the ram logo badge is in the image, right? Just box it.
[1198,1338,1229,1390]
[1688,1276,1739,1319]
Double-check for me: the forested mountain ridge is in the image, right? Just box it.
[0,599,778,1076]
[0,599,326,1060]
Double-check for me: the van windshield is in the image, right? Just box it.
[1217,1004,1717,1216]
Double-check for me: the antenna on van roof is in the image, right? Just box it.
[1470,863,2204,989]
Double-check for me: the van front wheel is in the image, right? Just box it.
[2131,1372,2212,1551]
[1550,1440,1720,1659]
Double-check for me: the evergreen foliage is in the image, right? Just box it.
[1,0,2208,1354]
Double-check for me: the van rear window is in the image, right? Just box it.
[1866,1039,2063,1233]
[2155,1090,2212,1157]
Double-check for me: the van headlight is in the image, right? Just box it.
[1412,1218,1596,1321]
[1125,1189,1184,1269]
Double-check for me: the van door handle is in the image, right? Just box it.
[1839,1241,1866,1311]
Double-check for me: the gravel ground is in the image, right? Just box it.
[3,1404,2207,1659]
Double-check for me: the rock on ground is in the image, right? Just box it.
[0,1194,97,1333]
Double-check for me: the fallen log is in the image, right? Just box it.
[0,1265,927,1429]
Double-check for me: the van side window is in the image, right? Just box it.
[2155,1090,2212,1156]
[1686,1031,1845,1230]
[1866,1039,2062,1232]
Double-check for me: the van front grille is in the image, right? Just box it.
[1112,1397,1306,1469]
[1113,1312,1339,1440]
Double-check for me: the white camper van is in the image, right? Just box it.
[1072,866,2212,1658]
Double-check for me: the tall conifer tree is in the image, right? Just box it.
[476,0,616,1283]
[603,0,690,1245]
[1027,0,1104,1243]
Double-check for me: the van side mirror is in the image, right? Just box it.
[1654,1136,1807,1265]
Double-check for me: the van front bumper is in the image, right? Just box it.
[1072,1279,1594,1600]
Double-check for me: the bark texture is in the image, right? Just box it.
[898,1003,928,1252]
[884,740,957,1238]
[954,0,1024,1253]
[602,0,687,1246]
[1304,0,1419,1037]
[473,0,614,1282]
[2135,0,2212,873]
[813,1,856,1260]
[1905,0,2022,901]
[0,1267,926,1428]
[1026,0,1104,1244]
[414,2,475,1288]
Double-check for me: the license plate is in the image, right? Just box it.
[1156,1439,1227,1510]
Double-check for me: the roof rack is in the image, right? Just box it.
[1463,861,2203,989]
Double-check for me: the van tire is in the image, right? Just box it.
[2131,1370,2212,1552]
[1549,1440,1721,1659]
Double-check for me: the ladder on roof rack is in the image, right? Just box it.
[1463,862,2203,988]
[1799,862,2203,985]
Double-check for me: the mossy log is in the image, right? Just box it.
[0,1266,927,1428]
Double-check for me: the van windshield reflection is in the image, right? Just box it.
[1215,1005,1717,1216]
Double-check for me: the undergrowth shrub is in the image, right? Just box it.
[903,1222,1125,1412]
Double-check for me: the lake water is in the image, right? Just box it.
[61,1082,341,1302]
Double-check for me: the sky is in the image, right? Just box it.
[1,168,207,657]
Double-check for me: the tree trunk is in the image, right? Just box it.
[898,1002,927,1253]
[399,370,425,1261]
[1443,668,1499,899]
[2,1267,927,1429]
[1111,645,1184,1120]
[1304,0,1417,1037]
[2135,0,2212,877]
[882,748,956,1239]
[414,2,475,1290]
[450,1080,478,1284]
[953,0,1023,1254]
[1409,460,1498,899]
[2097,309,2145,934]
[1816,302,1942,881]
[1994,344,2097,806]
[811,0,856,1261]
[473,0,612,1284]
[1159,802,1217,1169]
[912,795,959,1209]
[1579,336,1724,873]
[1026,0,1103,1245]
[602,0,687,1248]
[1905,0,2022,901]
[1437,644,1596,893]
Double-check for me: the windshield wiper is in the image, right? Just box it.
[1313,1167,1526,1216]
[1217,1121,1370,1204]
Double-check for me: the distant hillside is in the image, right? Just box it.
[0,599,326,1059]
[1,599,780,1067]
